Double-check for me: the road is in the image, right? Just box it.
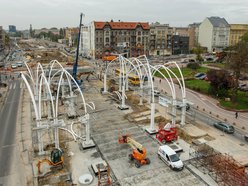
[0,80,25,186]
[154,77,248,134]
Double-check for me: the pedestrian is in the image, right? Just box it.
[152,77,154,82]
[235,112,238,119]
[159,79,161,83]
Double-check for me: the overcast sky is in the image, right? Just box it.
[1,0,248,30]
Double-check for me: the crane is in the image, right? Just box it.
[72,13,84,86]
[119,135,150,168]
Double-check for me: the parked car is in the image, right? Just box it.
[195,73,206,79]
[16,61,23,67]
[158,145,184,171]
[239,83,248,92]
[153,90,160,97]
[176,103,190,111]
[213,122,235,134]
[11,64,17,69]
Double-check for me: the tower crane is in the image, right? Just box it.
[119,135,150,168]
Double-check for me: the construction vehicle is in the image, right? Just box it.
[119,135,150,168]
[156,123,178,144]
[72,13,84,86]
[36,148,64,175]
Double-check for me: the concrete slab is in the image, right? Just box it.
[182,124,207,138]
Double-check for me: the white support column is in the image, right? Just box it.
[81,114,95,149]
[139,83,143,105]
[126,77,129,91]
[150,102,155,130]
[37,120,45,155]
[180,98,186,127]
[119,75,122,91]
[54,127,59,149]
[121,85,126,108]
[172,99,177,127]
[145,102,157,134]
[103,74,107,93]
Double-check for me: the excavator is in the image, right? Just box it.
[119,135,150,168]
[36,148,64,175]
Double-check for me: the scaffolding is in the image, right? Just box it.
[189,144,248,186]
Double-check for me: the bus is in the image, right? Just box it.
[128,74,140,86]
[115,68,140,86]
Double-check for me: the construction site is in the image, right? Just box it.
[12,39,247,186]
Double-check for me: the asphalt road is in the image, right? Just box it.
[0,80,22,185]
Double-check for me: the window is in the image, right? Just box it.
[105,37,109,42]
[138,31,141,35]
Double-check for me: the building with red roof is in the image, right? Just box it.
[81,20,150,59]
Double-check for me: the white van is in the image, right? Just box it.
[158,145,184,171]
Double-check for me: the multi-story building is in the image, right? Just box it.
[229,24,248,46]
[198,16,230,52]
[167,34,189,55]
[82,21,150,59]
[149,23,173,56]
[0,26,5,50]
[9,25,16,33]
[65,27,79,47]
[188,23,200,50]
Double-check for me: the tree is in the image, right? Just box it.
[192,43,204,62]
[241,32,248,42]
[207,69,233,98]
[226,41,248,102]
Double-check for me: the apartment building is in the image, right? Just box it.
[188,23,200,50]
[65,27,79,47]
[82,21,150,59]
[229,24,248,46]
[149,23,173,56]
[198,16,230,52]
[0,26,5,50]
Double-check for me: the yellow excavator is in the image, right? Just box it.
[119,135,150,168]
[37,149,64,175]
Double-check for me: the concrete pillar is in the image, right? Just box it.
[180,98,186,127]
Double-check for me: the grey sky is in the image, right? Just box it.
[0,0,248,30]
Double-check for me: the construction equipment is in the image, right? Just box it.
[97,163,112,186]
[102,55,117,62]
[36,148,64,175]
[156,123,178,144]
[72,13,84,86]
[119,135,150,168]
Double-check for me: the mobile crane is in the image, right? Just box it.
[72,13,84,86]
[119,135,150,168]
[36,148,64,175]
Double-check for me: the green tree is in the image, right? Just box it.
[241,32,248,42]
[227,41,248,102]
[192,43,204,62]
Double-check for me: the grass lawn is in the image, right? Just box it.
[219,91,248,110]
[184,79,210,94]
[154,66,209,79]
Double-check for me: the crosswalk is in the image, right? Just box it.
[8,82,25,90]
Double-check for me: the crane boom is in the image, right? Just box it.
[126,137,143,150]
[72,13,83,84]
